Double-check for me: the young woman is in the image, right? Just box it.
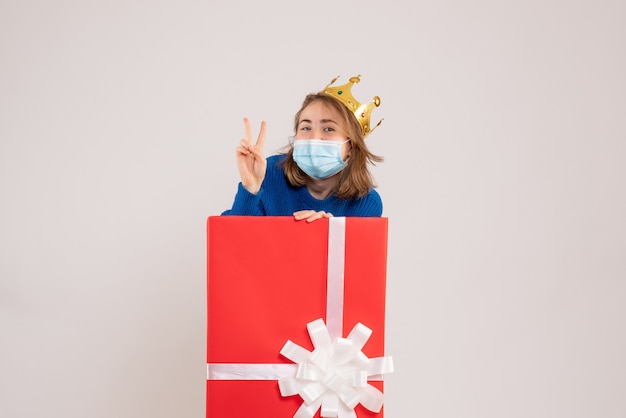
[222,77,383,222]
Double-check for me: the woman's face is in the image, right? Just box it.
[295,100,352,160]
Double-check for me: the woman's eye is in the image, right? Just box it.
[324,127,335,132]
[300,126,311,131]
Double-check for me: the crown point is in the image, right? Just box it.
[326,76,340,89]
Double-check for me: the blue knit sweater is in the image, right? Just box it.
[222,155,382,217]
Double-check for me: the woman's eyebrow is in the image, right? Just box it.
[298,118,338,125]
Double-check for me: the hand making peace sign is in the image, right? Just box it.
[236,117,267,195]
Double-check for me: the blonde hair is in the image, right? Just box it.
[281,93,383,199]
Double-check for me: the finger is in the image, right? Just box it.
[256,120,267,150]
[243,117,253,145]
[293,210,314,221]
[236,147,251,156]
[306,211,325,222]
[237,140,251,155]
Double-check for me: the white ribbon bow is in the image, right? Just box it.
[278,318,394,418]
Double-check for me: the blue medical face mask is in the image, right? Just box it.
[293,139,350,180]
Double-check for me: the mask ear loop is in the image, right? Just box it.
[343,138,352,162]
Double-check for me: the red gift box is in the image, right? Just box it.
[206,216,391,417]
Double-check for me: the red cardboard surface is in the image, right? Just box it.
[206,216,388,417]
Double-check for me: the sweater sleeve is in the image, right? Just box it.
[221,183,266,216]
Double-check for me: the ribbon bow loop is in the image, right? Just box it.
[279,319,393,418]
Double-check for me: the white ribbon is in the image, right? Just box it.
[207,363,296,380]
[278,318,394,418]
[207,217,393,417]
[326,217,346,340]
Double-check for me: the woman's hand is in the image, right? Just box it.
[293,210,334,222]
[236,117,267,194]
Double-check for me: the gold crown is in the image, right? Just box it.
[323,75,383,138]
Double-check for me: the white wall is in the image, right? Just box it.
[1,1,625,417]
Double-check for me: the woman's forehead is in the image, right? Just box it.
[299,100,341,122]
